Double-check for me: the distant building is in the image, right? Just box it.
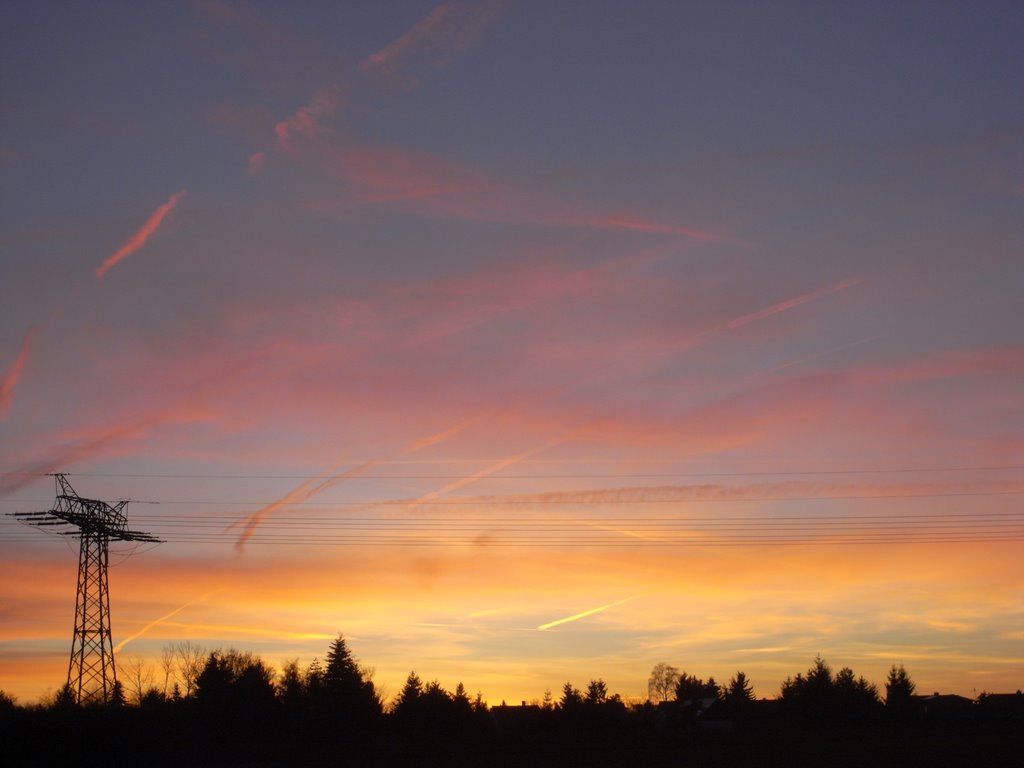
[914,692,974,720]
[977,691,1024,721]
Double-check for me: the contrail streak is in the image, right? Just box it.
[113,592,213,653]
[406,437,568,513]
[230,418,473,551]
[96,189,186,278]
[0,328,35,419]
[728,276,864,329]
[231,461,378,552]
[406,419,472,452]
[538,595,642,631]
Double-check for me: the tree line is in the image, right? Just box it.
[2,637,1021,766]
[646,656,917,722]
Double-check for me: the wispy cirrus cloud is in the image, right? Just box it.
[96,190,187,278]
[360,0,508,88]
[0,328,35,419]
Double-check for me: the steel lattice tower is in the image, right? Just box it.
[13,474,161,704]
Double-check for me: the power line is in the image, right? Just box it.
[2,463,1023,480]
[3,490,1023,506]
[5,506,1022,547]
[6,536,1015,548]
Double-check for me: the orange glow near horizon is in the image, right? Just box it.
[2,525,1022,705]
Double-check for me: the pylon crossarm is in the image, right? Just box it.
[12,508,161,542]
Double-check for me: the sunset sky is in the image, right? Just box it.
[1,1,1022,706]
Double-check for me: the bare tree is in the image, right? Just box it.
[648,662,680,702]
[173,641,206,697]
[122,655,154,706]
[160,646,176,696]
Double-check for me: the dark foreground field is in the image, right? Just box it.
[5,704,1021,768]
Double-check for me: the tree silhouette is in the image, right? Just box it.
[393,671,424,714]
[422,680,452,709]
[453,681,473,719]
[304,657,325,703]
[835,666,881,721]
[0,690,16,712]
[885,663,916,719]
[725,671,754,703]
[277,659,305,709]
[171,641,206,697]
[109,679,126,707]
[559,682,583,710]
[324,636,359,689]
[195,649,276,716]
[52,683,76,709]
[323,634,382,719]
[648,662,680,702]
[7,640,1022,767]
[586,679,609,705]
[122,655,154,706]
[675,672,720,702]
[782,656,881,723]
[782,655,832,718]
[160,646,176,697]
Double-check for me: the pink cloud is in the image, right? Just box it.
[274,87,343,151]
[0,328,35,419]
[589,215,726,241]
[306,143,731,240]
[265,71,728,240]
[247,151,265,175]
[856,345,1024,384]
[0,402,216,497]
[728,277,865,329]
[360,0,508,88]
[95,190,187,278]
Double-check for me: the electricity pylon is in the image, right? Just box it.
[13,473,161,704]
